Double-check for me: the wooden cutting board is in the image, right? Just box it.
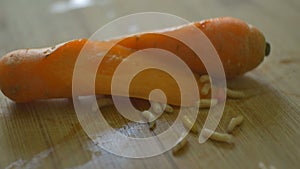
[0,0,299,169]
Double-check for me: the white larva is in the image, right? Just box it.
[199,75,210,83]
[200,83,211,95]
[151,101,163,114]
[258,162,268,169]
[258,162,277,169]
[197,99,218,108]
[226,88,246,99]
[141,110,156,129]
[182,115,198,134]
[227,115,244,133]
[201,128,234,144]
[162,103,174,113]
[172,135,188,155]
[181,115,198,134]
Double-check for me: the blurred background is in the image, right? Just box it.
[1,0,299,54]
[0,0,299,169]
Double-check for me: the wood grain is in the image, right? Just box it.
[0,0,299,169]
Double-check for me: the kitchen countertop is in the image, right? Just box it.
[0,0,299,169]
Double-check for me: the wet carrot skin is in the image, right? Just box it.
[0,39,210,106]
[111,17,268,78]
[0,17,269,104]
[0,40,134,103]
[0,40,83,102]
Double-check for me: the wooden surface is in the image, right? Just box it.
[0,0,300,169]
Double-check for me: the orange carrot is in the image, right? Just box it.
[0,40,133,103]
[109,17,270,77]
[0,17,270,105]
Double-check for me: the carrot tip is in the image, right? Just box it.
[265,42,271,56]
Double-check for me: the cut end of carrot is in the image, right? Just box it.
[265,42,271,56]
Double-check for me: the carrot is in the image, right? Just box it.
[109,17,270,77]
[0,17,270,105]
[0,40,134,103]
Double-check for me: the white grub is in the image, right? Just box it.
[226,88,246,99]
[199,75,210,83]
[258,162,277,169]
[151,101,163,114]
[200,83,211,95]
[202,128,234,144]
[172,135,188,155]
[197,99,218,108]
[258,162,268,169]
[142,110,156,129]
[92,98,113,112]
[227,115,244,133]
[162,103,174,113]
[182,115,198,134]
